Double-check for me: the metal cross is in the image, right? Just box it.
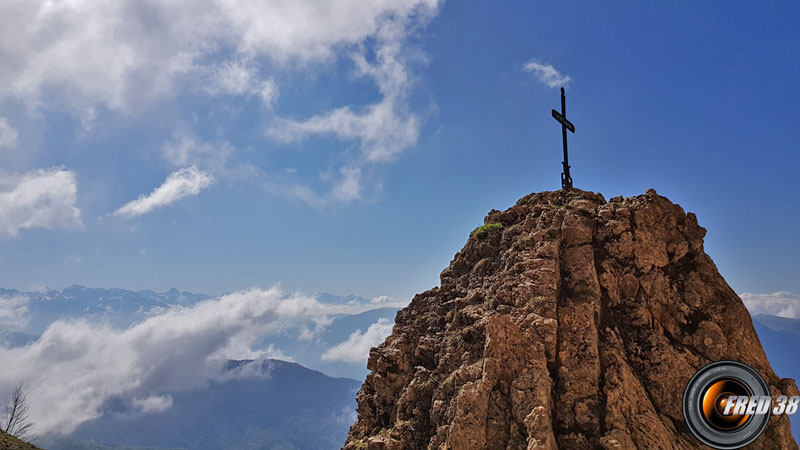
[552,87,575,190]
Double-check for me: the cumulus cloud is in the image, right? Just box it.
[269,18,422,163]
[0,117,18,147]
[523,60,572,88]
[1,0,441,205]
[265,7,438,202]
[0,295,31,330]
[741,291,800,319]
[266,110,409,205]
[114,166,213,218]
[272,99,419,163]
[322,318,394,364]
[0,0,439,113]
[0,286,385,435]
[0,168,82,237]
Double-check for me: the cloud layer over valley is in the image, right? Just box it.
[0,286,399,435]
[741,291,800,319]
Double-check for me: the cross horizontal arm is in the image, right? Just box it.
[551,110,575,133]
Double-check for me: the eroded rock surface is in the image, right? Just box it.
[344,189,798,450]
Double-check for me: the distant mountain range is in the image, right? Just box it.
[0,285,212,334]
[38,359,361,450]
[0,328,37,347]
[0,285,400,379]
[752,314,800,441]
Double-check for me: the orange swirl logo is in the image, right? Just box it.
[682,360,797,449]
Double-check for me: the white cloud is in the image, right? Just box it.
[161,130,234,171]
[1,1,441,205]
[271,98,419,163]
[260,344,293,362]
[0,117,18,148]
[256,79,280,107]
[741,291,800,319]
[269,17,422,163]
[267,98,412,206]
[80,107,98,132]
[523,60,571,88]
[206,61,278,107]
[132,395,173,414]
[0,286,386,435]
[265,8,438,203]
[322,318,394,364]
[0,0,439,113]
[0,295,31,330]
[114,166,213,218]
[370,295,395,305]
[332,167,362,202]
[210,61,256,96]
[259,169,366,207]
[0,168,82,237]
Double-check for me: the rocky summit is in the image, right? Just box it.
[344,189,798,449]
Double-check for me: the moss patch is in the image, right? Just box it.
[472,223,503,238]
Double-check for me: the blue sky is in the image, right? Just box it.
[0,1,798,302]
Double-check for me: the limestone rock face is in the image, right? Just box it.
[343,189,798,450]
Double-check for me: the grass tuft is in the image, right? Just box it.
[472,223,503,238]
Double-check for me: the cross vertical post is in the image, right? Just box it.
[560,87,571,190]
[552,87,575,190]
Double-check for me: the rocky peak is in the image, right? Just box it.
[344,189,798,449]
